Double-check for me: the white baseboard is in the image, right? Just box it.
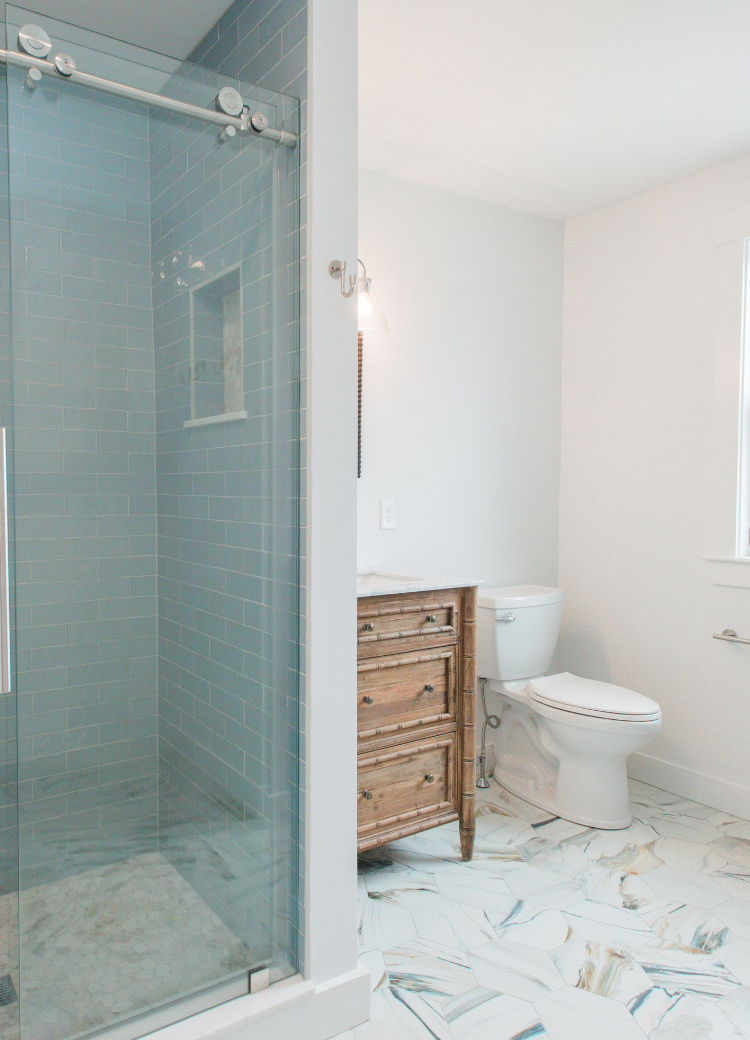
[146,965,371,1040]
[629,752,750,819]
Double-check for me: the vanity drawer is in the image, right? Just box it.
[357,596,458,656]
[357,648,457,738]
[357,734,455,834]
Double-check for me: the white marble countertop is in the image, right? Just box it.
[356,569,483,598]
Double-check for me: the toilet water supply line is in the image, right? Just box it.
[476,678,500,788]
[476,678,558,788]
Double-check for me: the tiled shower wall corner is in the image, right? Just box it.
[9,76,158,888]
[190,0,307,965]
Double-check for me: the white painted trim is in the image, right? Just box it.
[704,557,750,588]
[629,752,750,818]
[183,410,248,428]
[143,966,370,1040]
[305,0,362,1010]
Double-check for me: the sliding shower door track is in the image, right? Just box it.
[0,46,298,146]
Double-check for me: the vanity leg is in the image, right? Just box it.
[460,586,477,860]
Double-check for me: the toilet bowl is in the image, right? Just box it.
[477,586,661,829]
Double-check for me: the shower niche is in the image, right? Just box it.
[185,265,247,427]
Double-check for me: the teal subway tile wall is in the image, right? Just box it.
[190,0,307,965]
[9,76,159,887]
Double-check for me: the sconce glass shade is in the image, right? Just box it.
[358,276,389,334]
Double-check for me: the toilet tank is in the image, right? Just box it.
[476,585,565,682]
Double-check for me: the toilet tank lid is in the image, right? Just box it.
[477,585,564,609]
[529,672,661,719]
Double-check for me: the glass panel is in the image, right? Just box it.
[2,5,300,1039]
[0,48,19,1040]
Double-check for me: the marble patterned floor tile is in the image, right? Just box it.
[390,849,465,874]
[591,818,662,846]
[718,987,750,1039]
[550,936,654,1003]
[648,992,745,1039]
[388,830,464,862]
[472,816,538,847]
[475,781,552,823]
[486,896,573,950]
[561,899,655,950]
[410,898,495,951]
[713,838,750,870]
[718,940,750,986]
[627,985,683,1035]
[383,939,477,1001]
[714,867,750,901]
[359,946,388,991]
[535,984,649,1040]
[364,866,441,909]
[359,847,395,873]
[448,843,529,876]
[468,937,566,1001]
[632,940,742,999]
[434,866,512,908]
[644,864,730,910]
[531,818,597,843]
[578,836,664,873]
[359,897,418,949]
[645,790,723,820]
[713,819,750,841]
[716,900,750,941]
[573,863,657,910]
[638,900,733,952]
[503,864,585,910]
[444,986,548,1039]
[515,836,591,876]
[353,780,750,1039]
[651,836,728,873]
[647,813,723,845]
[353,984,452,1040]
[473,813,537,843]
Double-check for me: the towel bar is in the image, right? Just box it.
[713,629,750,645]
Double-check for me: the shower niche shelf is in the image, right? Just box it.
[184,265,247,428]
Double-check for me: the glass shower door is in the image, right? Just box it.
[1,5,300,1039]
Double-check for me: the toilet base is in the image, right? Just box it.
[493,768,633,830]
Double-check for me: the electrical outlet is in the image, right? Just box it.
[380,498,396,529]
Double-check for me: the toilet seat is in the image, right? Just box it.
[528,672,661,723]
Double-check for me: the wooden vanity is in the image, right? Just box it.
[356,573,478,860]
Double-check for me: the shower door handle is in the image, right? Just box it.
[0,429,9,694]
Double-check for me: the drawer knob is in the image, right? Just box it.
[424,774,435,784]
[424,683,434,694]
[426,614,437,624]
[363,695,374,705]
[362,622,375,632]
[362,790,373,800]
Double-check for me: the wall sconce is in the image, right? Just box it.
[357,260,388,477]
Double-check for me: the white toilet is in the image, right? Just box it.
[476,585,661,829]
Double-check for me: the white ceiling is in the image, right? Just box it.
[359,0,750,220]
[10,0,231,60]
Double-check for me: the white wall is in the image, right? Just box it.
[357,170,564,588]
[560,152,750,817]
